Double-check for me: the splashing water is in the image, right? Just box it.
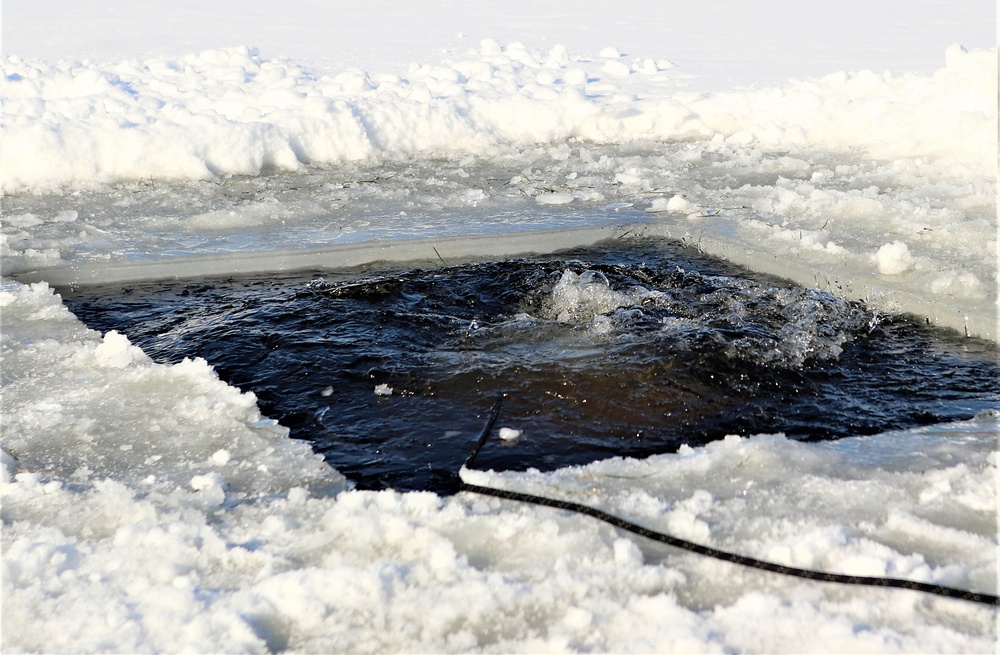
[66,239,999,492]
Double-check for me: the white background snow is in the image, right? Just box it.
[1,1,997,652]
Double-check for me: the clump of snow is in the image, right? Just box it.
[498,427,522,441]
[875,240,916,275]
[92,329,150,368]
[646,194,696,213]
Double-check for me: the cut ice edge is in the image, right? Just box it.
[10,217,995,342]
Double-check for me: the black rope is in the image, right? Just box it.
[458,398,1000,607]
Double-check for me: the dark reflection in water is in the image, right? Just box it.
[66,239,999,493]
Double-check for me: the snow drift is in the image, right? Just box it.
[1,43,994,192]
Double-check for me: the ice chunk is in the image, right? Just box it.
[535,192,574,205]
[1,448,20,484]
[498,427,522,441]
[875,240,915,275]
[93,330,149,369]
[53,211,78,223]
[190,472,226,507]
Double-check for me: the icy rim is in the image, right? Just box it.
[2,41,997,339]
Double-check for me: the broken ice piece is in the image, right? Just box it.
[498,427,522,441]
[251,419,290,436]
[374,383,393,396]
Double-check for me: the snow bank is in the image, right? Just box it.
[695,44,996,168]
[1,43,994,193]
[2,280,997,653]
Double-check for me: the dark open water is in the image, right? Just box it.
[65,238,999,493]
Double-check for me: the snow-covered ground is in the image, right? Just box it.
[2,1,997,652]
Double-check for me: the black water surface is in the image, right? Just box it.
[65,239,999,493]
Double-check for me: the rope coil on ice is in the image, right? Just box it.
[458,398,1000,607]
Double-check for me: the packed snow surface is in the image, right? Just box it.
[2,1,998,652]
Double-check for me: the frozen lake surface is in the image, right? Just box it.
[2,1,997,652]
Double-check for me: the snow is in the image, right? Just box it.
[1,1,998,652]
[876,240,917,275]
[3,42,994,193]
[4,0,994,88]
[498,427,522,442]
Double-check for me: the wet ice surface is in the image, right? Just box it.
[1,150,623,263]
[66,239,999,493]
[6,137,994,336]
[3,140,993,277]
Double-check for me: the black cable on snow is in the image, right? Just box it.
[457,397,1000,607]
